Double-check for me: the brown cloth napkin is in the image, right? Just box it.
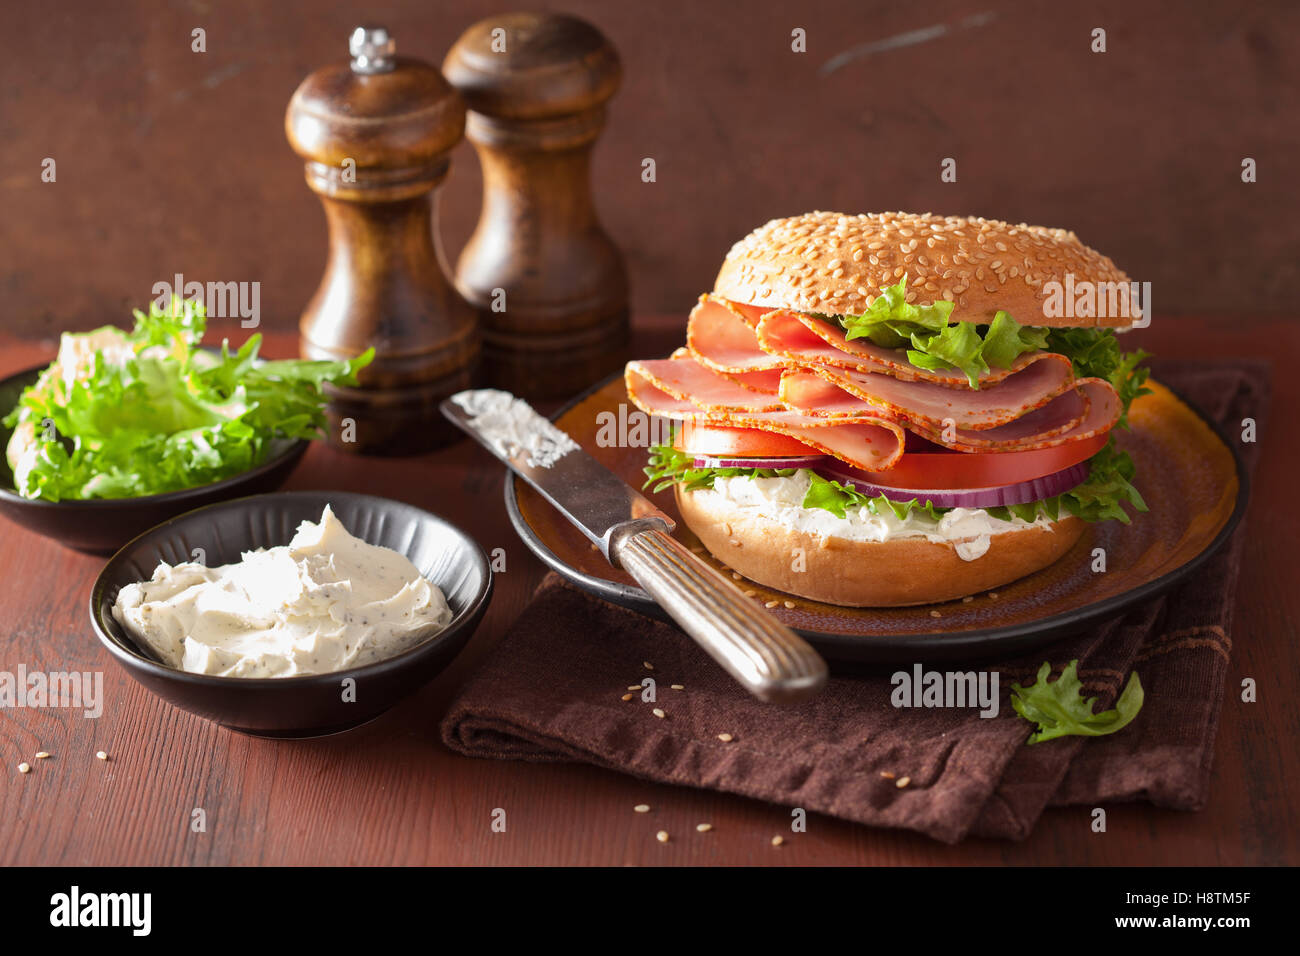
[441,360,1269,842]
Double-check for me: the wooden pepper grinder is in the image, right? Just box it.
[286,26,478,454]
[443,12,630,399]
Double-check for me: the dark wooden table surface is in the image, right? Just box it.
[1,314,1295,866]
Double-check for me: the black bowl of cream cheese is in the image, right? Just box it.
[89,490,493,737]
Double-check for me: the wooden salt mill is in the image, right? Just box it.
[286,26,478,454]
[443,12,630,399]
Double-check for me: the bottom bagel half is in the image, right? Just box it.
[675,484,1085,608]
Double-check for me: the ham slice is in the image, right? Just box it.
[626,357,905,472]
[629,356,785,412]
[719,368,783,394]
[687,296,785,374]
[909,378,1121,450]
[780,353,1077,431]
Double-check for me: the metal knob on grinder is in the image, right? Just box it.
[286,26,478,454]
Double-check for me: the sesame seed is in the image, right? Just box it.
[962,596,974,603]
[621,693,635,701]
[731,572,742,580]
[771,835,785,847]
[783,600,795,609]
[896,776,911,788]
[652,708,666,719]
[989,592,999,600]
[930,610,942,618]
[717,733,734,743]
[628,685,641,691]
[743,589,757,597]
[880,771,896,779]
[634,804,651,813]
[18,762,31,774]
[95,751,108,761]
[764,600,779,609]
[656,830,670,843]
[670,684,685,690]
[696,823,713,833]
[34,751,50,760]
[643,661,654,671]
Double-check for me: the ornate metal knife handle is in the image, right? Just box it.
[611,525,828,703]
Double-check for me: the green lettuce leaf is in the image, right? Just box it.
[1010,660,1144,744]
[4,296,373,501]
[801,471,947,521]
[982,310,1050,368]
[1045,327,1152,428]
[840,274,955,349]
[1055,438,1147,523]
[838,277,1050,387]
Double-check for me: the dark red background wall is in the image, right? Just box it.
[2,0,1296,338]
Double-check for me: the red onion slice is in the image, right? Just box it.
[816,461,1090,510]
[693,454,828,470]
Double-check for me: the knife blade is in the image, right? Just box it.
[442,389,827,703]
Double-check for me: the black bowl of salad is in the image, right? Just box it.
[0,298,371,553]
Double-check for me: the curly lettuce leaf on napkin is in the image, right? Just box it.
[1011,661,1144,744]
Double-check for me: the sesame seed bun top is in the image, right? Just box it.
[713,211,1137,329]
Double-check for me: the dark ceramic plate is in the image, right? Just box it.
[0,363,309,554]
[505,374,1248,663]
[90,491,493,737]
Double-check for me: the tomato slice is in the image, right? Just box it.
[677,423,817,458]
[677,422,1109,490]
[841,432,1109,489]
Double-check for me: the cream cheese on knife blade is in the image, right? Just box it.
[449,388,579,468]
[111,505,452,678]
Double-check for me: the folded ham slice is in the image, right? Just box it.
[908,378,1121,450]
[776,368,1114,450]
[780,353,1077,431]
[686,296,786,374]
[720,368,784,394]
[626,356,906,472]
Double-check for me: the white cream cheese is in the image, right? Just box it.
[700,472,1052,562]
[111,505,453,678]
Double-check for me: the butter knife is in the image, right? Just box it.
[441,389,828,703]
